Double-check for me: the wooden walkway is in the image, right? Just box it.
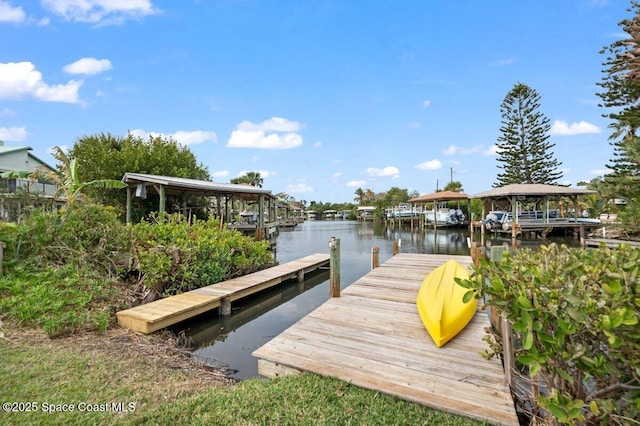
[253,253,519,425]
[117,253,329,334]
[585,237,640,248]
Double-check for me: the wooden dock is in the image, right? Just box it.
[253,253,519,425]
[117,253,330,334]
[585,237,640,249]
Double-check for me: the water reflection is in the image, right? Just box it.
[185,270,329,379]
[184,220,475,380]
[184,221,583,379]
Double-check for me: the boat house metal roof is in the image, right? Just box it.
[122,172,275,200]
[409,190,469,203]
[471,184,595,199]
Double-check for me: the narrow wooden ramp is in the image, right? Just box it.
[253,253,519,425]
[117,253,329,334]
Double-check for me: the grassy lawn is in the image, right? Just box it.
[0,326,485,426]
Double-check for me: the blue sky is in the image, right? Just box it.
[0,0,632,203]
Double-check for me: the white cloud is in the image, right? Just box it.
[313,140,322,148]
[211,170,229,178]
[550,120,600,136]
[287,183,313,193]
[422,99,431,108]
[63,58,112,75]
[332,172,342,178]
[442,144,482,156]
[227,117,304,149]
[0,61,82,103]
[591,168,612,176]
[414,159,441,171]
[346,180,367,187]
[0,126,27,141]
[0,107,15,116]
[41,0,159,25]
[367,166,400,179]
[0,1,26,23]
[484,145,500,156]
[129,129,217,145]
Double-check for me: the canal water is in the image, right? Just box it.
[181,220,574,380]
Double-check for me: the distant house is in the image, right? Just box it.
[0,142,61,220]
[0,141,55,174]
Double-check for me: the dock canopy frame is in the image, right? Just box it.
[409,190,470,229]
[471,184,596,218]
[122,172,277,240]
[409,190,469,205]
[470,183,597,241]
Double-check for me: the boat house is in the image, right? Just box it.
[122,173,278,242]
[471,183,598,244]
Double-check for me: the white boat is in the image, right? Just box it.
[424,205,465,227]
[388,203,420,219]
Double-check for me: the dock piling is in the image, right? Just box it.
[329,237,341,297]
[371,246,380,270]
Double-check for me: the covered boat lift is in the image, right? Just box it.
[408,190,470,230]
[122,173,278,242]
[470,183,598,246]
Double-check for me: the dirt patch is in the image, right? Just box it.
[1,323,235,389]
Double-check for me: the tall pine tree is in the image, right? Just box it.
[597,1,640,202]
[494,83,563,187]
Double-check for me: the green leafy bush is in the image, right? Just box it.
[458,243,640,425]
[5,203,131,276]
[0,205,274,336]
[131,214,274,295]
[0,204,132,336]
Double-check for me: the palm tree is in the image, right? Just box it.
[38,146,126,205]
[231,171,263,187]
[354,188,365,205]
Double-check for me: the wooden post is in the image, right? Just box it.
[579,223,586,249]
[221,296,231,316]
[158,184,166,215]
[329,237,340,297]
[501,317,514,390]
[126,186,132,225]
[0,242,5,276]
[371,246,380,270]
[511,196,517,248]
[393,240,399,255]
[297,269,304,282]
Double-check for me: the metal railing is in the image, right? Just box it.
[0,178,60,198]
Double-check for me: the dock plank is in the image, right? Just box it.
[116,253,329,334]
[253,253,519,425]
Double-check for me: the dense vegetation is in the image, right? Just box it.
[69,132,211,222]
[0,203,273,337]
[459,243,639,425]
[597,1,640,235]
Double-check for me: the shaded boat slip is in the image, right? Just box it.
[253,253,519,425]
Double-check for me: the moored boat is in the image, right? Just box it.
[416,259,477,347]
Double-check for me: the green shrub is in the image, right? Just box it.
[458,243,640,425]
[131,214,274,295]
[4,203,131,276]
[0,206,275,336]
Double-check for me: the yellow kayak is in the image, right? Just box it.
[416,259,477,347]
